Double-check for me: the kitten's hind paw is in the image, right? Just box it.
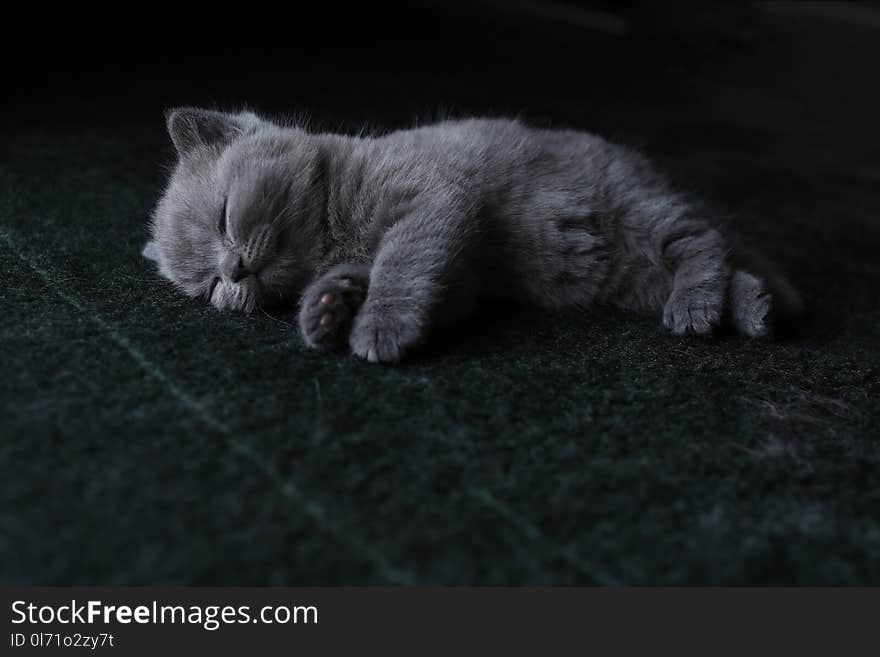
[298,264,370,352]
[729,270,772,338]
[662,288,723,336]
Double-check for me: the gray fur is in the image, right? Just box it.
[145,108,802,362]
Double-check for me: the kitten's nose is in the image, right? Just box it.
[230,256,251,282]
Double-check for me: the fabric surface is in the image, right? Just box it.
[1,6,878,584]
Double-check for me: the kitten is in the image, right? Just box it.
[144,108,802,363]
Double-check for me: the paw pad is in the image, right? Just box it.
[298,266,370,352]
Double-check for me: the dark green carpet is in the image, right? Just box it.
[2,6,879,584]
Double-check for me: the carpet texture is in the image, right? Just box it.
[1,5,879,584]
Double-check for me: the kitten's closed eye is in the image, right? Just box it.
[207,276,221,302]
[217,196,228,236]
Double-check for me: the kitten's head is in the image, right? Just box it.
[144,107,326,312]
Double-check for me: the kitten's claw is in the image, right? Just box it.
[350,325,404,363]
[349,306,423,364]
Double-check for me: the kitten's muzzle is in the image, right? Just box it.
[229,255,253,282]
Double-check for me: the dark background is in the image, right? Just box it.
[2,2,879,584]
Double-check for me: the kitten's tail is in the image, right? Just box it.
[729,246,805,338]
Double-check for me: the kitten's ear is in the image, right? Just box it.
[142,240,161,264]
[165,107,259,156]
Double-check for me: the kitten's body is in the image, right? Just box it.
[145,109,801,362]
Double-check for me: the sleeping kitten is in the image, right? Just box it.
[144,108,802,363]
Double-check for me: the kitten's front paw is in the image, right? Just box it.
[349,305,424,364]
[663,288,723,336]
[298,265,369,352]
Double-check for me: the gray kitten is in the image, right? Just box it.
[144,108,802,363]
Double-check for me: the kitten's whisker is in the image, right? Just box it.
[271,194,304,228]
[257,302,293,326]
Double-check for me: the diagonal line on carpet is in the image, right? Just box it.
[468,487,620,585]
[0,226,415,585]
